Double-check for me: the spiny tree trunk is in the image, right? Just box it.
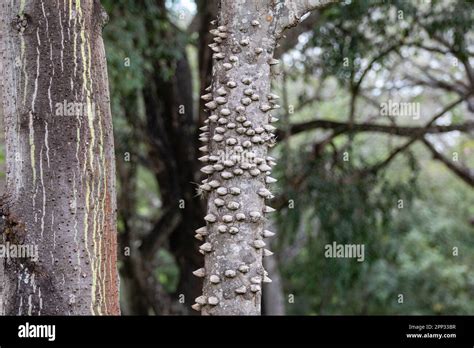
[197,0,218,128]
[193,0,335,315]
[0,0,119,315]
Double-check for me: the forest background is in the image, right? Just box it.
[1,0,473,315]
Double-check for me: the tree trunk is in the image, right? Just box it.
[194,0,280,316]
[197,0,218,128]
[194,0,333,316]
[0,0,119,315]
[263,254,286,315]
[0,104,5,196]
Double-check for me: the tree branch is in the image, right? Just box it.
[278,119,473,139]
[346,97,466,179]
[187,13,200,35]
[275,0,339,37]
[275,11,319,58]
[139,208,182,259]
[422,138,474,187]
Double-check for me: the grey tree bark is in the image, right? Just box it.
[263,253,286,315]
[193,0,334,315]
[0,0,119,315]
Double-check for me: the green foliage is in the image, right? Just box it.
[306,0,410,83]
[275,145,418,314]
[274,141,474,314]
[305,0,473,84]
[102,0,189,103]
[272,0,474,315]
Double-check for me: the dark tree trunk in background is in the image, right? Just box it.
[263,255,285,315]
[115,111,146,314]
[117,0,206,314]
[159,54,204,308]
[0,0,119,315]
[112,0,212,315]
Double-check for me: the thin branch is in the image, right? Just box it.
[293,79,325,113]
[354,43,403,92]
[279,119,473,139]
[275,0,339,37]
[405,41,449,55]
[405,60,468,95]
[422,138,474,187]
[275,10,323,58]
[139,208,182,259]
[430,33,474,88]
[349,97,466,178]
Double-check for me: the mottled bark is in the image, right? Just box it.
[0,106,5,196]
[194,0,280,316]
[110,0,205,314]
[194,0,332,316]
[0,0,119,315]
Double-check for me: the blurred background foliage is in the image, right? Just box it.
[86,0,474,314]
